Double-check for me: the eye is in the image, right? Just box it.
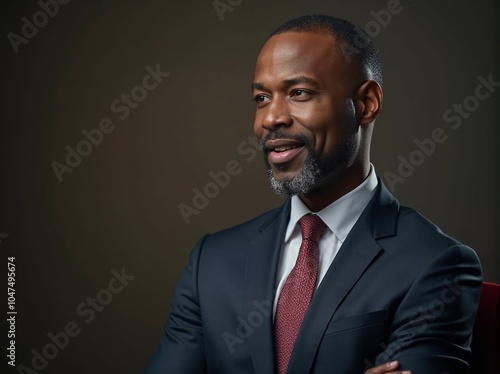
[253,94,270,106]
[290,89,311,100]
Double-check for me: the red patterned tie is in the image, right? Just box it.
[274,214,327,374]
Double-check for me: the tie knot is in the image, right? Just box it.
[299,214,326,243]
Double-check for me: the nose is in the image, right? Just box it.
[260,97,293,131]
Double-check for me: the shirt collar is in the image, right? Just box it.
[285,165,378,243]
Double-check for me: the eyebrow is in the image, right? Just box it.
[251,76,322,92]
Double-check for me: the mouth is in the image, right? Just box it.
[264,139,306,164]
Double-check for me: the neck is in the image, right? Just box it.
[298,162,370,212]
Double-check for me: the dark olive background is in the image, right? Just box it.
[1,1,498,373]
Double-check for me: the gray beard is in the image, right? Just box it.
[266,152,322,196]
[263,127,358,196]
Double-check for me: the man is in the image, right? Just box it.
[145,15,482,374]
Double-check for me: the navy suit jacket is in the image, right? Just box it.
[145,180,482,373]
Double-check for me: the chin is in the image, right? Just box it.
[271,168,300,181]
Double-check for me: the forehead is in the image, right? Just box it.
[254,31,348,84]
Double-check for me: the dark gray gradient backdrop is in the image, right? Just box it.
[1,1,498,373]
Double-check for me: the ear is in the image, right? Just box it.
[354,80,382,126]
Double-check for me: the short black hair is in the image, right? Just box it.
[271,15,383,87]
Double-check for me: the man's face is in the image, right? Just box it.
[252,31,361,196]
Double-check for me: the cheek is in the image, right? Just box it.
[323,130,344,154]
[290,104,317,125]
[291,106,340,153]
[314,128,342,159]
[321,123,353,159]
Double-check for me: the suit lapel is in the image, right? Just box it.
[244,200,290,374]
[287,181,399,374]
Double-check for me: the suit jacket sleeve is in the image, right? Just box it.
[376,243,482,374]
[144,236,208,374]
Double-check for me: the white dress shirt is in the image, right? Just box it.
[273,166,378,315]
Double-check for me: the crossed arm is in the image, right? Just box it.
[365,244,482,374]
[366,361,410,374]
[145,237,482,373]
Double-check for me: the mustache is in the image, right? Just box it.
[260,131,311,152]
